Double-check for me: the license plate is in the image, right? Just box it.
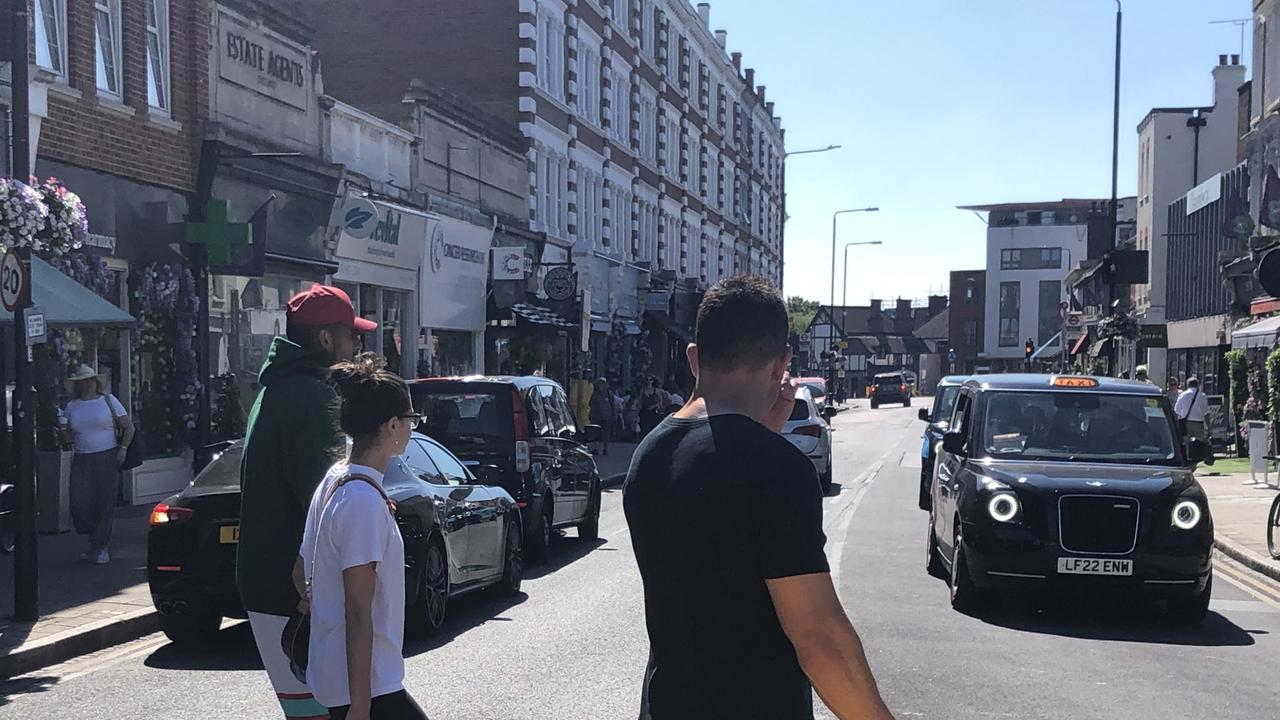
[219,525,239,544]
[1057,557,1132,576]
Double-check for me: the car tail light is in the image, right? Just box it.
[900,384,907,394]
[512,388,531,474]
[150,503,194,525]
[791,424,823,438]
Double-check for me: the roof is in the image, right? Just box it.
[962,374,1163,396]
[1232,316,1280,349]
[957,198,1116,213]
[915,307,950,340]
[938,376,969,387]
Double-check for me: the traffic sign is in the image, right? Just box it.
[24,309,45,345]
[1,249,30,312]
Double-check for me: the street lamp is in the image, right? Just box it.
[828,207,879,400]
[785,144,842,159]
[842,241,885,308]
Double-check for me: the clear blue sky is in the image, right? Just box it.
[709,0,1253,305]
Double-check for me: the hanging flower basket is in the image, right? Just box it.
[34,177,88,257]
[0,177,48,248]
[1097,311,1141,342]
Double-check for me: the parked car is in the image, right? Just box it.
[916,376,967,511]
[871,372,911,409]
[147,434,523,644]
[0,481,14,554]
[783,387,833,493]
[927,374,1215,623]
[410,376,603,564]
[794,376,828,402]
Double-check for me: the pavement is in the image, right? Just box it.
[1196,470,1280,581]
[5,407,1280,718]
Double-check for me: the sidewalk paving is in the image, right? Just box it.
[1198,470,1280,581]
[0,505,159,679]
[595,441,639,487]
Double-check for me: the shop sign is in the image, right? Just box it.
[336,200,429,271]
[1138,324,1168,348]
[218,9,310,110]
[1186,173,1222,216]
[419,216,494,332]
[337,196,380,240]
[83,233,117,253]
[491,247,530,280]
[646,290,671,314]
[543,267,576,302]
[581,289,591,353]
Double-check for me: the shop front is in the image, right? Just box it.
[333,196,431,379]
[417,215,492,377]
[1168,314,1232,395]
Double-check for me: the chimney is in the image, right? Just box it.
[1232,54,1241,65]
[895,299,913,334]
[928,295,948,316]
[745,68,755,87]
[757,85,766,103]
[697,3,710,27]
[765,101,775,116]
[715,30,727,48]
[1213,58,1247,110]
[869,300,884,333]
[870,299,882,313]
[1219,54,1228,65]
[731,52,741,71]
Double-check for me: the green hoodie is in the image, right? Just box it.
[236,337,343,616]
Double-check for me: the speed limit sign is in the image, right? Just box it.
[1,249,31,312]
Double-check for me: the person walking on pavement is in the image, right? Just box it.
[297,354,430,720]
[1166,377,1182,405]
[589,377,616,456]
[624,275,893,720]
[62,365,135,565]
[1175,376,1210,442]
[239,284,376,720]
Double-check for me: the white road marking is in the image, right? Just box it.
[827,454,890,585]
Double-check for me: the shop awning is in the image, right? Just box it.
[1030,332,1062,361]
[510,303,575,328]
[1232,316,1280,349]
[1070,333,1090,357]
[1089,336,1111,357]
[646,311,693,342]
[0,257,135,328]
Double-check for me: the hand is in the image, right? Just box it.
[295,595,310,615]
[344,702,371,720]
[116,447,127,466]
[764,373,799,433]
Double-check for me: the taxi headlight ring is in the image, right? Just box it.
[987,493,1019,523]
[1172,500,1202,530]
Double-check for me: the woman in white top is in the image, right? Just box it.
[296,354,428,720]
[61,365,134,565]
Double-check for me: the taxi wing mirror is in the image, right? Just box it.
[918,408,931,423]
[941,431,967,456]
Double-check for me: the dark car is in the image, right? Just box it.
[409,376,603,564]
[916,376,967,511]
[148,434,523,644]
[0,481,14,554]
[926,374,1215,623]
[871,372,911,409]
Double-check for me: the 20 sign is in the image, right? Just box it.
[1,250,30,312]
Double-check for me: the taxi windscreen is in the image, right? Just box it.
[981,392,1179,465]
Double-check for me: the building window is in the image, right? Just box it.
[95,0,123,97]
[146,0,170,113]
[1038,280,1061,345]
[963,320,978,347]
[639,90,658,163]
[640,0,655,58]
[614,0,631,32]
[964,283,980,305]
[610,67,631,146]
[35,0,67,75]
[998,281,1020,347]
[538,11,565,101]
[663,115,680,177]
[578,44,600,125]
[1000,247,1062,270]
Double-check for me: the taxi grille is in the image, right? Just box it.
[1058,495,1139,555]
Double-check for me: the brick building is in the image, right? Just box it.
[948,270,985,375]
[301,0,786,385]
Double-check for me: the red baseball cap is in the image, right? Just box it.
[287,284,378,332]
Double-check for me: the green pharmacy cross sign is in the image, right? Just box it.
[181,200,250,266]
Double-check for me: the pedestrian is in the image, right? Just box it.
[1134,365,1151,383]
[1175,376,1210,442]
[297,354,429,720]
[1167,377,1182,405]
[589,377,615,456]
[665,382,685,410]
[638,377,665,436]
[624,275,893,720]
[238,284,376,720]
[62,365,135,565]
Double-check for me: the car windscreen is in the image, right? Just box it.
[933,386,961,423]
[875,376,902,386]
[981,391,1179,465]
[414,390,508,446]
[192,446,244,489]
[799,383,825,398]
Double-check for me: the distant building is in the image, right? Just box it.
[803,298,945,398]
[948,270,986,375]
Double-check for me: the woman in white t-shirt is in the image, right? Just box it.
[297,354,428,720]
[61,365,135,565]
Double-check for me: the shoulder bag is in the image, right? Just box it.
[103,394,145,471]
[1176,387,1200,437]
[281,472,396,683]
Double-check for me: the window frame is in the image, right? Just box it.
[998,281,1021,347]
[146,0,171,113]
[421,439,472,486]
[35,0,68,76]
[94,0,124,98]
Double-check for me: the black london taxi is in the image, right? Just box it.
[917,376,967,511]
[925,374,1215,623]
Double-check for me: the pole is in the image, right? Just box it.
[1106,2,1122,375]
[189,142,221,475]
[829,214,839,400]
[11,0,38,622]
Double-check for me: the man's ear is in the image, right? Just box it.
[774,349,793,381]
[686,343,700,378]
[317,327,336,354]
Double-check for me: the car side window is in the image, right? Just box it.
[422,441,470,486]
[950,393,972,438]
[405,440,447,485]
[524,388,550,437]
[552,388,579,435]
[537,385,567,437]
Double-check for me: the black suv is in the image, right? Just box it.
[410,376,602,563]
[871,372,911,409]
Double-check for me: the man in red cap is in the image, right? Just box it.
[237,284,376,719]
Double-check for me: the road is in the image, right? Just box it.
[3,403,1280,719]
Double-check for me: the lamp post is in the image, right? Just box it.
[1107,1,1122,310]
[785,144,842,159]
[779,145,842,293]
[829,208,879,401]
[842,241,885,308]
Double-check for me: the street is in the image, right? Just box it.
[3,404,1280,719]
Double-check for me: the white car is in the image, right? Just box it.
[784,387,833,492]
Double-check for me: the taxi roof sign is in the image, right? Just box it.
[1050,376,1100,388]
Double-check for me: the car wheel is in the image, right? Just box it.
[527,497,553,564]
[819,462,833,494]
[498,515,524,596]
[1167,575,1212,625]
[918,470,932,511]
[1268,494,1280,560]
[925,509,947,579]
[949,527,982,613]
[408,537,449,638]
[159,610,221,645]
[871,401,879,409]
[577,482,601,541]
[905,398,911,407]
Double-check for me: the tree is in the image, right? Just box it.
[787,296,821,333]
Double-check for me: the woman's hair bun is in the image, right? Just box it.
[330,353,386,401]
[328,353,412,439]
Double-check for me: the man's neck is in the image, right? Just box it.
[675,377,766,422]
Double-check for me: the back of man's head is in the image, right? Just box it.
[1187,377,1200,389]
[694,275,789,373]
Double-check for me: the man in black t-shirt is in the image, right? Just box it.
[624,275,894,720]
